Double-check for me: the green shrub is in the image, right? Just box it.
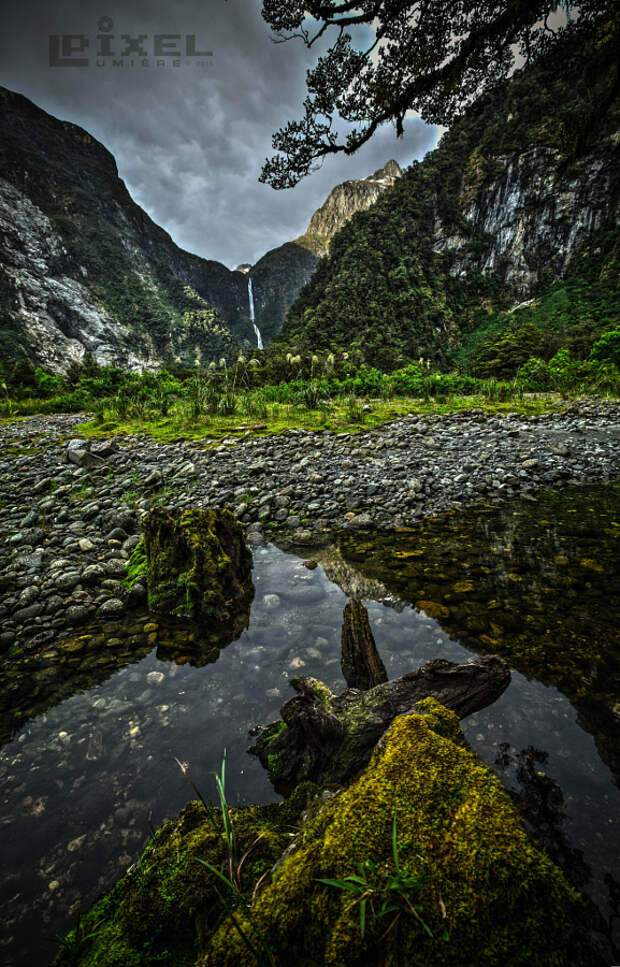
[516,357,552,390]
[590,329,620,367]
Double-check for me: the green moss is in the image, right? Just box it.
[290,676,334,708]
[263,721,287,746]
[141,507,254,626]
[53,801,291,967]
[205,701,593,967]
[277,781,323,827]
[267,752,283,777]
[123,537,147,590]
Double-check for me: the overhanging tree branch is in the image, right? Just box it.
[260,0,610,188]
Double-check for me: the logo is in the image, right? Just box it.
[49,16,213,68]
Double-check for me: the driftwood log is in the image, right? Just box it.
[250,655,510,790]
[340,599,387,689]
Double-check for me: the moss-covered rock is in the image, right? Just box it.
[54,701,596,967]
[52,799,297,967]
[139,507,253,625]
[207,699,594,967]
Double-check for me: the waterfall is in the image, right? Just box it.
[248,277,263,349]
[248,276,255,322]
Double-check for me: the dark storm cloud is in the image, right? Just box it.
[0,0,439,268]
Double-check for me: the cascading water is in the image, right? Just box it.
[248,277,263,350]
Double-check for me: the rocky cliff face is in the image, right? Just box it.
[279,17,619,368]
[0,87,251,371]
[0,82,405,367]
[249,160,402,342]
[304,159,402,255]
[434,143,617,296]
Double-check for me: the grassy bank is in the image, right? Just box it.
[72,394,576,445]
[1,349,618,445]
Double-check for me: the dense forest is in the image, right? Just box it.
[278,17,619,374]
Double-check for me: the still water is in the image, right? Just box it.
[1,486,618,965]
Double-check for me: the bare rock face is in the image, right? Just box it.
[433,142,618,296]
[304,160,402,254]
[0,86,249,370]
[0,177,149,371]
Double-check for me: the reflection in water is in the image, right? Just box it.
[337,484,620,782]
[0,597,254,747]
[495,744,619,962]
[0,485,619,965]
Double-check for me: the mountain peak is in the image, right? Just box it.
[367,160,402,184]
[303,159,402,252]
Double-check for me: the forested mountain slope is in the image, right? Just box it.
[0,87,251,370]
[279,17,619,371]
[249,161,402,343]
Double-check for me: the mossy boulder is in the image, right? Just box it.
[207,699,594,967]
[52,799,297,967]
[133,507,254,626]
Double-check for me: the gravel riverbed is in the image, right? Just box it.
[1,400,619,652]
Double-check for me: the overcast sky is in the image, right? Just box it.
[0,0,439,269]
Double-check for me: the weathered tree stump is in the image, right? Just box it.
[250,655,510,790]
[137,507,254,625]
[340,598,387,689]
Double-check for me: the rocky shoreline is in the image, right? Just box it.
[1,400,619,654]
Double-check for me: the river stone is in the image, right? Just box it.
[67,449,106,470]
[54,571,82,590]
[14,551,44,569]
[91,439,117,458]
[65,605,92,624]
[12,603,44,623]
[97,598,125,618]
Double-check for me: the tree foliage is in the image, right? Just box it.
[260,0,610,188]
[274,15,619,369]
